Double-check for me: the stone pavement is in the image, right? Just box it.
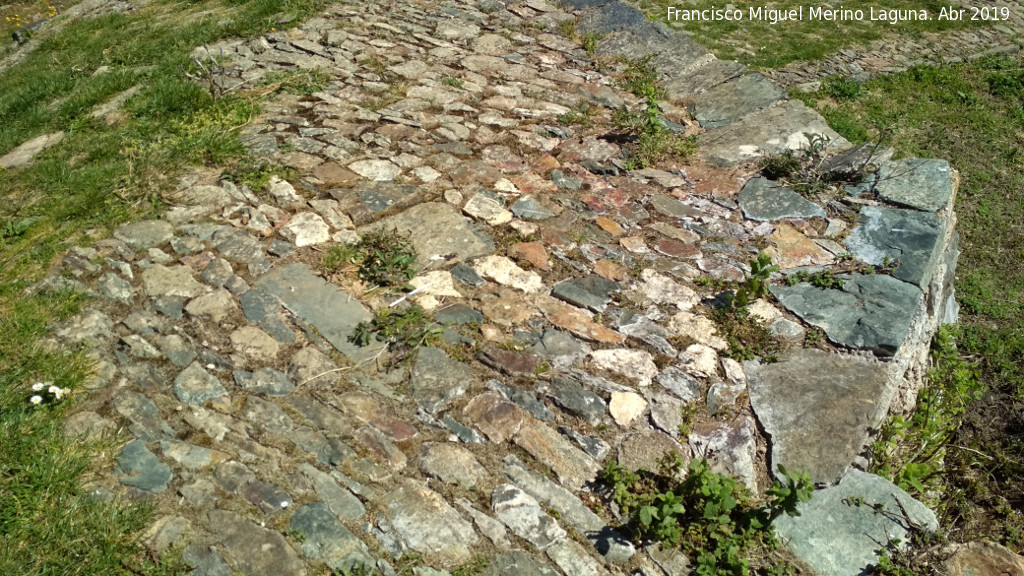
[32,0,963,574]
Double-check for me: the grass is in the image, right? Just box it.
[0,0,330,572]
[791,55,1024,551]
[633,0,977,69]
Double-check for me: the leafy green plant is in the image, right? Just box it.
[784,270,844,289]
[581,32,600,53]
[442,77,464,89]
[320,229,418,289]
[349,305,441,351]
[732,252,779,308]
[0,217,37,242]
[821,75,863,100]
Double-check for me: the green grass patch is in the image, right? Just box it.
[0,0,330,572]
[634,0,978,69]
[794,54,1024,548]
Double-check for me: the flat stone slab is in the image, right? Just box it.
[256,263,381,363]
[411,347,473,414]
[690,74,785,129]
[699,100,850,167]
[770,274,922,356]
[357,202,493,269]
[845,206,944,289]
[385,480,479,565]
[114,440,172,492]
[208,510,306,575]
[774,469,938,576]
[0,131,64,169]
[746,350,891,484]
[738,178,826,221]
[876,158,954,213]
[290,503,372,571]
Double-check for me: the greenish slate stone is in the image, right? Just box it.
[173,362,228,405]
[770,274,921,356]
[232,367,294,396]
[114,220,174,250]
[690,74,785,129]
[239,288,280,322]
[544,377,606,425]
[746,350,892,484]
[876,158,953,212]
[115,440,172,492]
[483,551,558,576]
[649,195,699,219]
[844,206,944,289]
[738,178,826,222]
[208,510,305,575]
[451,263,484,286]
[512,197,555,221]
[434,304,483,325]
[773,470,938,576]
[257,263,381,363]
[551,275,619,313]
[410,347,472,414]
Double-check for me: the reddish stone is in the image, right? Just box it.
[538,297,625,344]
[353,426,407,470]
[556,137,619,164]
[698,257,745,281]
[686,165,744,198]
[477,346,540,376]
[655,238,701,259]
[450,161,503,186]
[765,223,833,269]
[508,241,550,271]
[617,202,651,224]
[338,391,417,441]
[578,194,607,214]
[540,227,573,249]
[531,154,560,176]
[593,260,630,282]
[604,188,630,208]
[595,216,625,236]
[480,297,539,327]
[463,392,527,443]
[510,172,557,195]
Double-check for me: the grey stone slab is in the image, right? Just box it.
[114,440,172,492]
[738,177,826,221]
[663,58,747,99]
[291,504,372,571]
[876,158,954,213]
[551,275,619,313]
[483,551,559,576]
[232,367,294,396]
[845,206,944,289]
[173,362,228,405]
[544,377,607,425]
[746,350,892,485]
[256,263,382,363]
[699,100,850,167]
[576,1,652,34]
[385,480,478,564]
[357,202,493,269]
[770,274,922,356]
[410,347,472,414]
[299,463,365,520]
[774,470,938,576]
[208,510,306,575]
[492,483,566,550]
[690,74,785,129]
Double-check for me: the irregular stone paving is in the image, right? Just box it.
[37,0,963,574]
[762,0,1024,88]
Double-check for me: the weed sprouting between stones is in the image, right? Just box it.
[598,456,812,575]
[613,56,697,168]
[321,228,418,290]
[349,305,441,352]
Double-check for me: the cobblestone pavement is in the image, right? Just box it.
[764,0,1024,88]
[31,0,964,574]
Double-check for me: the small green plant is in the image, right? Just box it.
[320,228,417,289]
[557,18,577,39]
[349,305,441,351]
[581,32,600,53]
[334,563,377,576]
[0,217,37,242]
[558,103,597,127]
[803,328,825,348]
[442,76,464,89]
[451,556,489,576]
[784,270,844,289]
[821,75,863,100]
[732,252,779,309]
[618,56,667,100]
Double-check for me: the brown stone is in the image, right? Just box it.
[686,164,744,198]
[277,151,324,170]
[619,237,649,254]
[463,392,527,444]
[765,223,833,269]
[480,296,539,327]
[337,391,417,441]
[312,162,361,188]
[537,297,625,344]
[943,541,1024,576]
[531,154,560,176]
[477,346,540,376]
[593,260,629,282]
[655,239,701,259]
[510,172,557,195]
[508,242,550,271]
[595,216,625,236]
[514,423,599,489]
[451,161,503,186]
[649,221,700,243]
[540,227,572,250]
[353,426,407,470]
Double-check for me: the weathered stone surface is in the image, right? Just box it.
[0,132,64,169]
[590,348,657,387]
[483,551,559,576]
[699,100,849,167]
[515,423,599,489]
[539,298,625,344]
[411,347,472,414]
[290,503,372,571]
[348,159,400,181]
[942,541,1024,576]
[173,362,228,405]
[386,480,478,564]
[512,197,555,221]
[845,206,944,289]
[474,255,544,293]
[418,443,488,488]
[774,470,938,576]
[618,430,687,473]
[229,325,279,362]
[114,440,172,492]
[359,203,492,268]
[609,391,647,427]
[544,377,606,425]
[257,263,381,363]
[690,74,785,128]
[208,510,306,575]
[492,484,566,550]
[638,269,698,310]
[766,223,834,269]
[143,265,204,299]
[738,178,826,222]
[464,190,513,225]
[876,158,954,213]
[298,463,365,520]
[114,220,174,250]
[771,274,922,356]
[280,212,331,247]
[185,288,237,322]
[689,417,758,492]
[464,392,527,444]
[746,349,891,484]
[551,275,619,313]
[546,540,608,576]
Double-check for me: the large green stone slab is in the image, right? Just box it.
[876,158,953,212]
[845,206,944,289]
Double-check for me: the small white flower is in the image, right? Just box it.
[30,395,42,405]
[280,501,290,509]
[53,389,66,400]
[31,382,45,391]
[48,385,60,395]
